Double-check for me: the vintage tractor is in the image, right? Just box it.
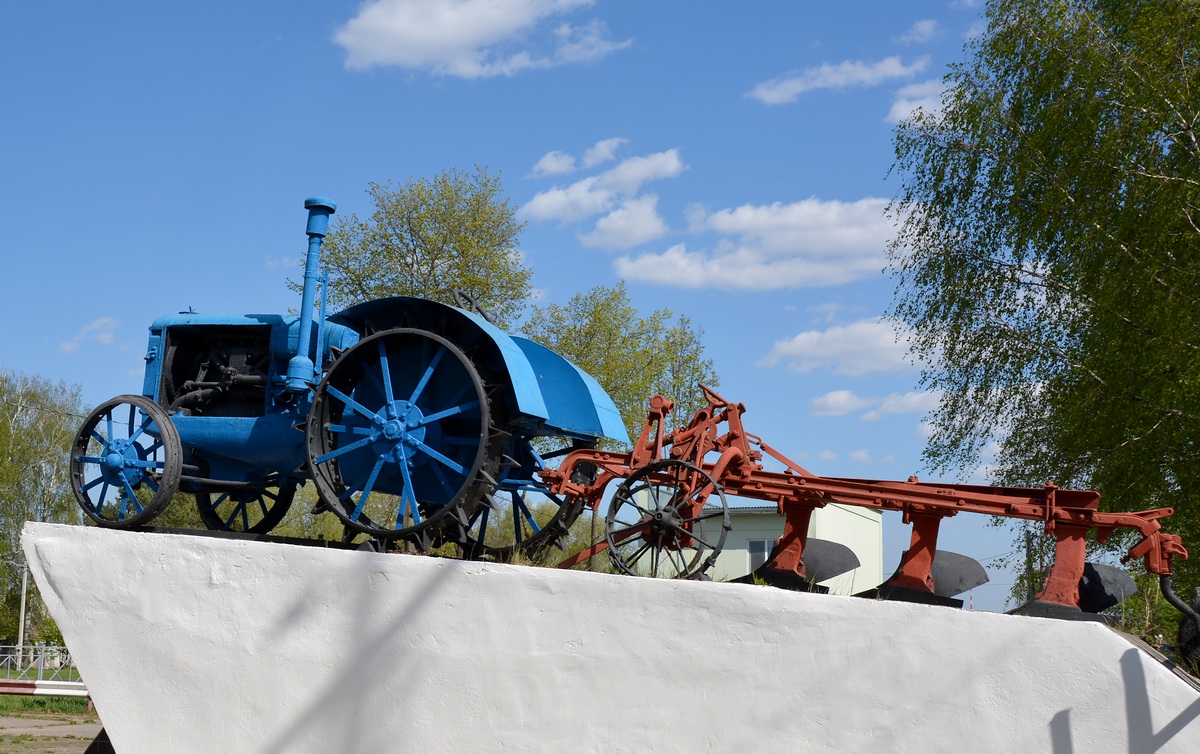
[69,197,627,553]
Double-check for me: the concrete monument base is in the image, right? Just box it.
[22,522,1200,752]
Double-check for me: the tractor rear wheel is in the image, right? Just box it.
[307,329,503,546]
[460,437,597,561]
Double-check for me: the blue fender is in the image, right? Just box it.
[327,297,627,444]
[509,336,627,443]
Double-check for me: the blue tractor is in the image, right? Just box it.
[69,198,627,555]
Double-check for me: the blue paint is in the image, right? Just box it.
[84,196,626,531]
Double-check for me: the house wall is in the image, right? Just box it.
[710,503,884,594]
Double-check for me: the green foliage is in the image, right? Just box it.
[305,166,531,329]
[0,371,84,645]
[300,167,720,445]
[523,281,719,443]
[889,0,1200,597]
[271,485,350,542]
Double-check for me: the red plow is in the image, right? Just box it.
[540,385,1193,621]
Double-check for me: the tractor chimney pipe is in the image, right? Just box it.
[284,197,337,394]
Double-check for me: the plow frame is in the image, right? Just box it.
[540,385,1189,613]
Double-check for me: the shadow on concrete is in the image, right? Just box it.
[1049,709,1073,753]
[260,556,456,754]
[1122,648,1200,751]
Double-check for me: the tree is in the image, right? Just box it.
[0,371,85,644]
[523,281,718,442]
[306,166,532,329]
[889,1,1200,589]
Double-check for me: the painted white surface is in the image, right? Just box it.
[23,521,1200,753]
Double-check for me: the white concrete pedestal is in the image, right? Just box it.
[22,522,1200,753]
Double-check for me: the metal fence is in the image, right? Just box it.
[0,644,80,683]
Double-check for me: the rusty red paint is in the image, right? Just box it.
[541,386,1189,610]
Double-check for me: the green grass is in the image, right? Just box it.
[0,695,93,717]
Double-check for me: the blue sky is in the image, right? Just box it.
[3,1,1025,608]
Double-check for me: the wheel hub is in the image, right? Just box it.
[373,401,428,459]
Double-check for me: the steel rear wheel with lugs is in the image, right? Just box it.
[461,436,597,561]
[307,328,504,546]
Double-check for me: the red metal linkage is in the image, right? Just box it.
[539,386,1189,611]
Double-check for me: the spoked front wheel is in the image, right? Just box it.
[605,459,730,579]
[307,329,503,545]
[70,395,182,527]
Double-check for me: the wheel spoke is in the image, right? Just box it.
[415,400,481,427]
[128,412,153,444]
[81,476,105,492]
[409,345,446,406]
[477,505,490,547]
[328,423,374,436]
[681,509,726,523]
[208,492,230,515]
[118,478,141,521]
[407,438,465,475]
[326,385,380,424]
[624,540,653,567]
[223,502,244,530]
[347,455,388,522]
[75,456,106,466]
[396,450,421,528]
[314,434,376,465]
[376,339,397,412]
[105,412,114,446]
[429,461,455,496]
[514,492,541,536]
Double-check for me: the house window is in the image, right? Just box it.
[748,539,775,572]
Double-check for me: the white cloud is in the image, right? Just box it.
[264,256,299,269]
[848,449,895,464]
[582,137,627,167]
[580,195,668,249]
[522,149,685,224]
[61,316,118,355]
[758,319,914,376]
[614,196,892,290]
[897,20,938,44]
[817,450,838,461]
[521,176,613,222]
[749,56,929,105]
[886,79,945,124]
[811,390,875,417]
[860,391,941,421]
[334,0,632,77]
[594,149,685,194]
[531,150,576,177]
[811,388,939,420]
